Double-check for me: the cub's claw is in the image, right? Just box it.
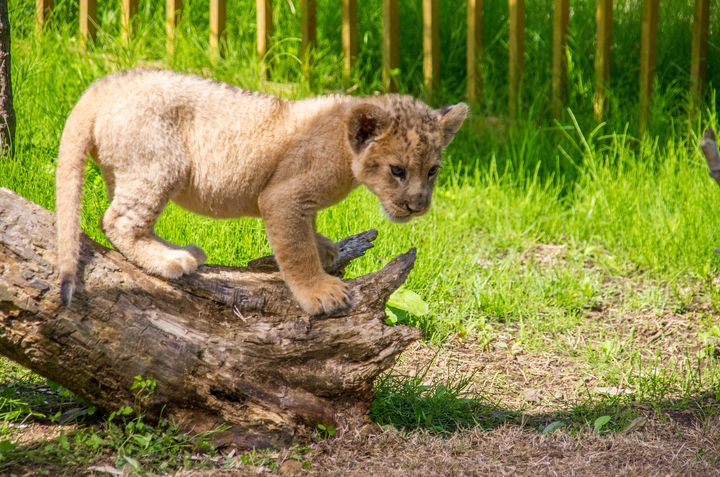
[292,274,353,316]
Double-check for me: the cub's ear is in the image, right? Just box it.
[347,103,391,154]
[438,103,469,146]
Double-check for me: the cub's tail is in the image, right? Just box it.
[56,99,95,306]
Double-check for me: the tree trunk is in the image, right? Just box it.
[0,0,14,154]
[0,188,421,448]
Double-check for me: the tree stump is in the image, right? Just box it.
[0,188,421,448]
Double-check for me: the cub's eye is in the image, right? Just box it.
[428,166,440,178]
[390,165,406,180]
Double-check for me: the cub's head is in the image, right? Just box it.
[346,96,468,222]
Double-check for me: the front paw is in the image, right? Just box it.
[316,234,339,271]
[153,249,200,279]
[292,274,353,316]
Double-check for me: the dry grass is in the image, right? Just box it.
[176,416,720,476]
[175,323,720,476]
[297,418,720,477]
[394,340,594,412]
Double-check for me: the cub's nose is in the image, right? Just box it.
[405,194,429,213]
[405,203,420,213]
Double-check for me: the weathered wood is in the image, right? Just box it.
[257,0,272,78]
[35,0,53,32]
[166,0,182,55]
[594,0,612,122]
[79,0,97,49]
[382,0,399,92]
[508,0,524,120]
[342,0,357,85]
[121,0,138,44]
[639,0,659,135]
[690,0,709,105]
[552,0,569,119]
[210,0,227,63]
[466,0,483,105]
[423,0,439,98]
[0,189,420,448]
[0,0,14,155]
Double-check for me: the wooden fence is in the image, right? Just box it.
[35,1,712,133]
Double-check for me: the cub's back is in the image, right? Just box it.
[89,68,282,137]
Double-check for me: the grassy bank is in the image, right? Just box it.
[1,0,720,474]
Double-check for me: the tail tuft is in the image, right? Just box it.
[60,276,76,307]
[56,93,94,307]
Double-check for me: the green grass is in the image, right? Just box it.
[2,0,720,473]
[0,403,222,476]
[371,353,517,434]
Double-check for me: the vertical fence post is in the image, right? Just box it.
[690,0,709,106]
[639,0,659,135]
[210,0,227,63]
[466,0,483,106]
[79,0,97,50]
[594,0,612,122]
[300,0,316,78]
[342,0,357,85]
[257,0,272,78]
[35,0,53,32]
[121,0,138,44]
[166,0,182,55]
[382,0,399,92]
[423,0,439,98]
[552,0,569,119]
[508,0,524,120]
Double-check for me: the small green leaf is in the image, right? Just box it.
[542,421,566,435]
[593,415,611,433]
[87,433,104,450]
[387,288,429,316]
[132,434,152,449]
[0,439,15,453]
[316,423,336,437]
[121,455,141,471]
[57,434,70,451]
[384,308,398,326]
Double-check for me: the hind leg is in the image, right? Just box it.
[102,175,206,279]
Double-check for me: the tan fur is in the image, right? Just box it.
[56,68,468,315]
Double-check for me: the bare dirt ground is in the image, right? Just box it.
[173,336,720,477]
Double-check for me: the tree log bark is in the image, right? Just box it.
[0,188,421,448]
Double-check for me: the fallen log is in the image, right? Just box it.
[0,188,421,448]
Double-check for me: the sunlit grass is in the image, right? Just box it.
[0,1,720,473]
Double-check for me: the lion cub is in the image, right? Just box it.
[56,68,468,315]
